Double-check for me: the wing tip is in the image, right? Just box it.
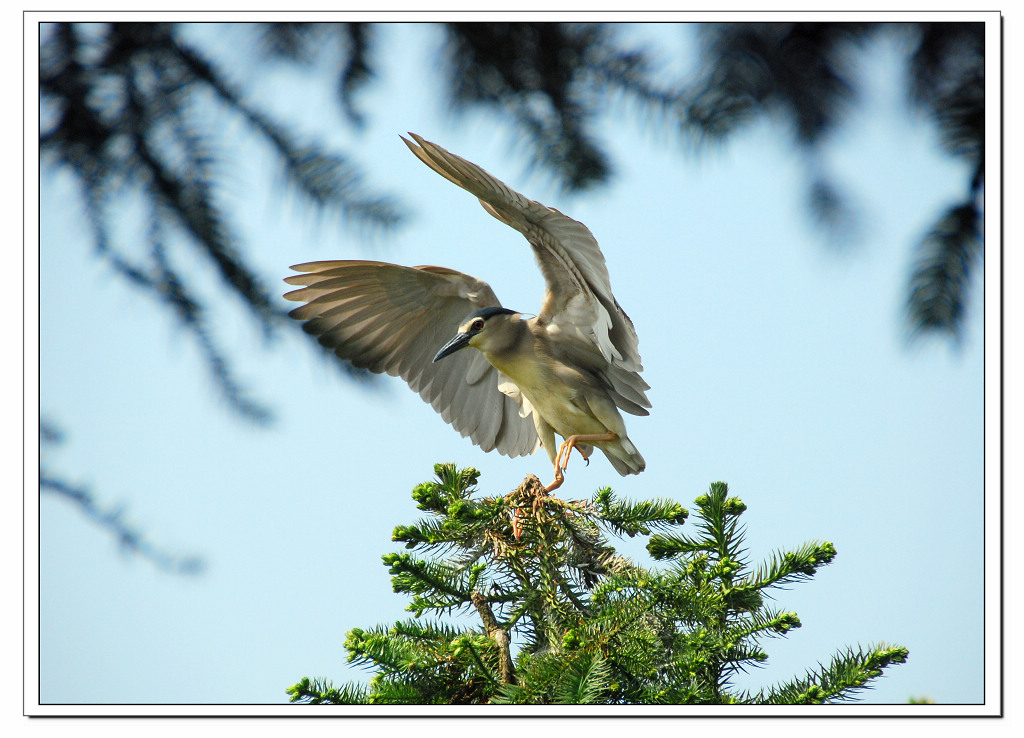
[287,260,343,274]
[400,132,430,153]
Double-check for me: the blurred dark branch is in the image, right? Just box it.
[444,23,621,192]
[41,473,206,575]
[39,420,205,574]
[906,201,982,344]
[904,23,985,339]
[173,33,403,230]
[40,21,402,425]
[255,22,375,126]
[338,23,375,126]
[684,23,875,146]
[680,21,984,339]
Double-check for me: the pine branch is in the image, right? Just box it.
[286,676,366,704]
[593,486,688,538]
[728,608,803,643]
[748,644,910,704]
[646,532,717,560]
[552,651,612,704]
[744,540,838,591]
[383,553,475,616]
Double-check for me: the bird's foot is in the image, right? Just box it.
[552,432,618,483]
[553,439,583,478]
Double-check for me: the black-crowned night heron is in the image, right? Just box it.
[283,133,649,491]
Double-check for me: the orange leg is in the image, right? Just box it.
[544,468,565,494]
[543,432,618,492]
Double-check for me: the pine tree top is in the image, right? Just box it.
[288,464,908,705]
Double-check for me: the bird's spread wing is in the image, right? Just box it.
[284,260,540,457]
[402,133,650,414]
[402,134,643,372]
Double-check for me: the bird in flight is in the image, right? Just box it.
[284,133,649,491]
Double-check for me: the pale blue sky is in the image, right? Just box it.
[34,20,994,710]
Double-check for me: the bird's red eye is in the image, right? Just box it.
[472,319,485,331]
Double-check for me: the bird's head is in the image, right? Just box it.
[433,307,520,362]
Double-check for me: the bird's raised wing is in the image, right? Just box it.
[284,260,540,457]
[401,133,644,377]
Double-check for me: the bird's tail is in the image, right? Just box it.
[600,436,645,476]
